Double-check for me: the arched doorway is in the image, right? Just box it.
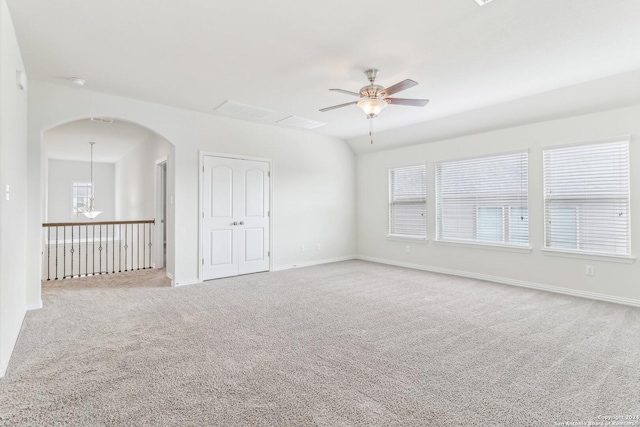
[40,117,175,283]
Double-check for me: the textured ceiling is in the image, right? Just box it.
[8,0,640,152]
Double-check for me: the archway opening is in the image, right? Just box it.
[41,117,175,282]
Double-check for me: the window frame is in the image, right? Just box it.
[72,181,93,217]
[387,162,428,241]
[542,137,632,259]
[435,150,530,249]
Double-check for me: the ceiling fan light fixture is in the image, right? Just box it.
[357,98,388,118]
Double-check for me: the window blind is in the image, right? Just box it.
[388,164,427,239]
[543,139,630,256]
[435,151,529,246]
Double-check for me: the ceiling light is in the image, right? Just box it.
[70,77,86,86]
[357,98,388,119]
[474,0,494,5]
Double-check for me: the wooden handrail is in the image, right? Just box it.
[43,219,155,227]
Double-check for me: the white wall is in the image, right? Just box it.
[0,0,28,377]
[357,104,640,305]
[27,80,356,300]
[114,133,171,220]
[46,159,116,222]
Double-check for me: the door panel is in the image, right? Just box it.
[202,156,270,280]
[244,228,264,262]
[211,166,233,217]
[245,168,264,217]
[210,230,233,266]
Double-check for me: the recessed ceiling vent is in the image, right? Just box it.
[474,0,494,5]
[90,117,114,124]
[277,116,325,130]
[214,101,275,120]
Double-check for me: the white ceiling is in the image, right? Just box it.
[8,0,640,152]
[45,119,155,163]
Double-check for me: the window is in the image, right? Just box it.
[543,139,630,256]
[72,182,92,216]
[388,164,427,239]
[435,151,529,246]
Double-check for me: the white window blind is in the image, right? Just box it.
[543,139,630,256]
[72,182,92,216]
[388,164,427,239]
[435,151,529,246]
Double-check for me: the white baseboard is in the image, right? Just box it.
[273,255,357,272]
[0,307,27,378]
[173,278,200,287]
[357,255,640,308]
[26,300,43,311]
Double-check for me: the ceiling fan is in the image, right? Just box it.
[320,68,429,143]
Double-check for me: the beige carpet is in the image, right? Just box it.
[1,260,639,426]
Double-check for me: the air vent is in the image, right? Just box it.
[474,0,494,5]
[277,116,325,130]
[90,117,114,124]
[214,101,275,120]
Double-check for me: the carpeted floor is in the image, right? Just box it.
[1,260,639,426]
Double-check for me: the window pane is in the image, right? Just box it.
[477,207,504,243]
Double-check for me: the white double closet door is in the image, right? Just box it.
[202,156,270,280]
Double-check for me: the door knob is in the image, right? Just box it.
[232,221,238,226]
[239,221,244,225]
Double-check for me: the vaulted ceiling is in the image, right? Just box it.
[8,0,640,153]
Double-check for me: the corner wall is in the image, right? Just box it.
[0,0,28,377]
[114,133,172,220]
[356,104,640,305]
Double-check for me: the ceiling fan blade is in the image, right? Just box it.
[329,88,361,97]
[319,101,359,112]
[384,79,418,96]
[386,98,429,107]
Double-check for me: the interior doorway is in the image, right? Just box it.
[200,153,271,280]
[156,160,167,269]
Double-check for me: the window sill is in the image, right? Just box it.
[387,235,429,244]
[434,239,532,254]
[541,249,635,264]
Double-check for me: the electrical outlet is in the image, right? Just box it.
[585,265,594,276]
[405,246,411,253]
[300,245,305,253]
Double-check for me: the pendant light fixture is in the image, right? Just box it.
[83,141,102,219]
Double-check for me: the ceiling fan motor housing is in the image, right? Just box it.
[359,84,387,99]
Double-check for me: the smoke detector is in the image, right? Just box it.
[70,77,86,86]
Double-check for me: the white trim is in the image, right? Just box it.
[541,249,635,264]
[198,151,273,282]
[173,278,200,287]
[272,255,357,272]
[26,300,43,310]
[0,307,27,378]
[434,239,532,254]
[387,236,429,244]
[356,255,640,308]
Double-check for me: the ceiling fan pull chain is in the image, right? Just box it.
[369,118,374,144]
